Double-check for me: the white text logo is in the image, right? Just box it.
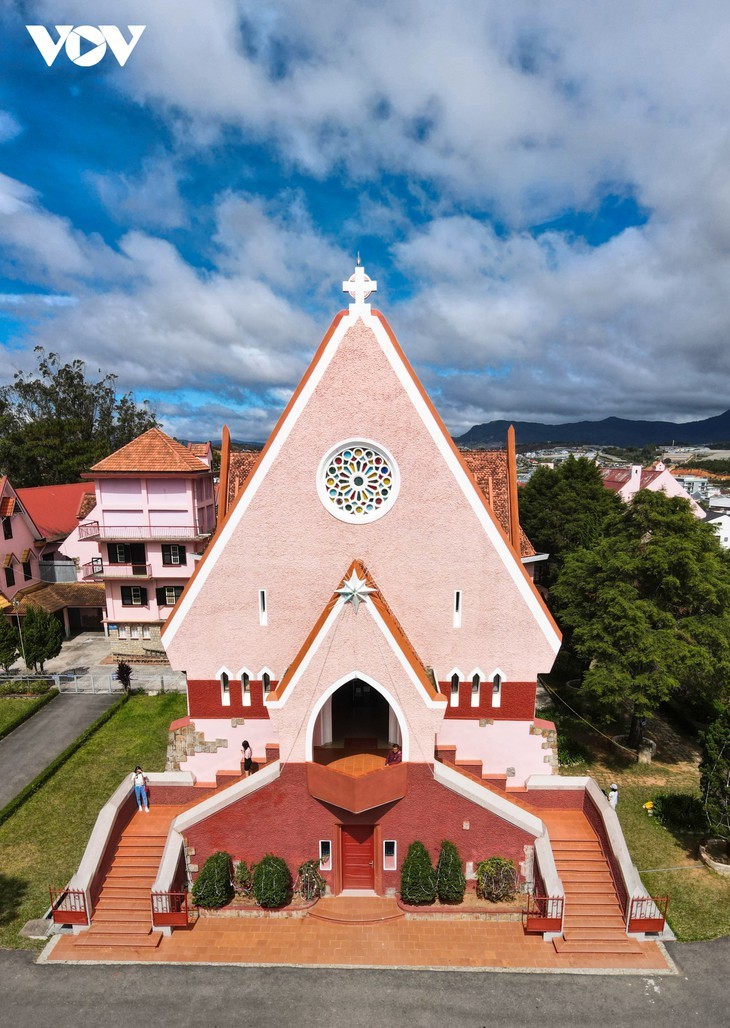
[26,25,146,67]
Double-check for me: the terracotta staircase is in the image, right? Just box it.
[544,812,643,958]
[74,811,171,950]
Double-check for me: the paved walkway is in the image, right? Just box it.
[0,692,118,808]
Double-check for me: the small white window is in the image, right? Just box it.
[319,839,332,871]
[492,673,502,709]
[117,625,127,640]
[130,625,139,641]
[262,672,271,695]
[450,673,460,707]
[383,840,397,871]
[453,590,462,628]
[471,673,480,708]
[241,672,251,706]
[221,672,231,707]
[259,589,268,626]
[142,625,151,640]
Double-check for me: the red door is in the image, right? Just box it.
[341,825,375,889]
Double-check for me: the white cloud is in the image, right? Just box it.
[89,156,187,230]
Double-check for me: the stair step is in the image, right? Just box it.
[100,887,151,900]
[94,907,150,922]
[76,931,162,949]
[555,859,606,871]
[552,840,601,852]
[564,916,626,930]
[112,856,161,869]
[564,928,632,942]
[563,882,616,895]
[90,919,152,934]
[553,936,644,956]
[104,871,156,883]
[115,844,165,857]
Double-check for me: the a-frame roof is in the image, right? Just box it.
[89,427,209,475]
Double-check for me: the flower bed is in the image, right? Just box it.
[194,893,319,919]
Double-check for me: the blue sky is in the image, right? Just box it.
[2,1,730,442]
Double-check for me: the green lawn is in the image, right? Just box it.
[0,691,185,950]
[0,697,39,736]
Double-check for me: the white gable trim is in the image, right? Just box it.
[304,672,410,761]
[162,307,561,655]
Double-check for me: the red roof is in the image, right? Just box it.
[77,492,97,520]
[16,482,92,541]
[601,467,663,493]
[460,451,536,557]
[226,450,260,508]
[90,428,210,475]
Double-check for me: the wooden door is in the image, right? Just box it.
[341,825,375,889]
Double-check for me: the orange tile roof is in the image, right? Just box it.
[601,467,664,492]
[20,549,31,563]
[460,450,536,557]
[17,482,94,541]
[0,496,15,517]
[77,492,97,520]
[13,581,106,614]
[187,442,209,457]
[226,450,260,508]
[90,428,210,475]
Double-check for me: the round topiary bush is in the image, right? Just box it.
[436,840,466,904]
[400,841,436,905]
[192,851,234,908]
[475,857,518,902]
[253,854,291,908]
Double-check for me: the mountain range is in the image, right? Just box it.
[456,410,730,448]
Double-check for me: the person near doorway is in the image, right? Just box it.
[385,743,402,766]
[132,766,149,812]
[242,739,253,777]
[608,783,619,810]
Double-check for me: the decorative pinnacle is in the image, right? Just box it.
[343,263,377,309]
[335,569,377,613]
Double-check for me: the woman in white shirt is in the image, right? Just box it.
[132,765,149,812]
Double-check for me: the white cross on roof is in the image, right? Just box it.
[343,264,377,310]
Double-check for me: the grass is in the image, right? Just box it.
[0,698,39,735]
[0,691,185,950]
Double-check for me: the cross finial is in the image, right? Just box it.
[343,263,377,311]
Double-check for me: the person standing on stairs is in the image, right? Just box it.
[132,765,150,812]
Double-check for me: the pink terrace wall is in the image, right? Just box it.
[187,680,272,719]
[440,680,537,720]
[184,763,534,893]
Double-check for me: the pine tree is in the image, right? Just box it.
[400,841,436,905]
[436,840,466,904]
[0,615,19,672]
[22,605,63,672]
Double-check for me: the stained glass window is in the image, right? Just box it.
[318,441,399,523]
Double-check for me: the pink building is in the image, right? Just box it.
[1,476,44,604]
[602,463,704,517]
[79,430,215,657]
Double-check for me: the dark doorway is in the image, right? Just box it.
[331,678,390,747]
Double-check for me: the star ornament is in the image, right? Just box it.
[335,571,377,612]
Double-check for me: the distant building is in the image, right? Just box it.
[601,463,704,518]
[707,512,730,549]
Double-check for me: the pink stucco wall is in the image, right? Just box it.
[436,719,552,785]
[1,482,41,599]
[165,317,558,690]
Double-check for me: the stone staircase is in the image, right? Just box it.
[544,812,643,958]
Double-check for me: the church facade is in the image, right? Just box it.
[160,266,567,893]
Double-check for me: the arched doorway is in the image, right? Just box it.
[307,673,406,761]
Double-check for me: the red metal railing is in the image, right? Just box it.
[151,891,189,928]
[628,895,669,933]
[49,887,88,926]
[522,894,564,934]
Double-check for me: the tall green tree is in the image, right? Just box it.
[0,616,19,672]
[700,707,730,845]
[0,348,157,486]
[22,605,63,672]
[552,490,730,744]
[519,456,622,585]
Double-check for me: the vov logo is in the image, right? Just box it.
[26,25,146,67]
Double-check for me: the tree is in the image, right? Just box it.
[700,707,730,845]
[0,616,19,672]
[436,840,466,904]
[191,851,234,909]
[552,490,730,743]
[399,841,436,905]
[0,348,157,487]
[21,605,63,672]
[519,456,622,585]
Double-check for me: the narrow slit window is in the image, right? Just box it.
[319,839,332,872]
[241,672,251,706]
[221,672,231,707]
[491,673,502,709]
[450,673,460,707]
[453,590,462,628]
[471,673,480,708]
[383,840,397,871]
[262,672,271,695]
[258,589,268,626]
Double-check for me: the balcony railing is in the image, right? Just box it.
[151,891,189,928]
[522,894,564,934]
[306,760,407,814]
[49,886,89,926]
[79,521,208,541]
[81,561,153,580]
[627,895,669,934]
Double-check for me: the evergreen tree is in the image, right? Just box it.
[700,707,730,845]
[0,616,19,672]
[400,841,436,905]
[552,490,730,742]
[0,348,157,486]
[21,605,63,672]
[519,456,622,585]
[436,840,466,904]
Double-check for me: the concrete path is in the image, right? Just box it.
[0,693,118,809]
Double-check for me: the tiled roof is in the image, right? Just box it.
[601,467,663,492]
[0,496,15,517]
[20,549,31,563]
[226,450,260,508]
[90,427,210,475]
[77,492,97,520]
[187,442,209,457]
[17,482,94,541]
[460,450,536,557]
[2,553,14,568]
[13,581,106,614]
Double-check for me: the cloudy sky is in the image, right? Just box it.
[1,1,730,442]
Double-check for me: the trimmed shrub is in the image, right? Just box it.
[295,858,327,901]
[400,841,436,905]
[652,792,707,835]
[436,840,466,904]
[234,859,255,897]
[0,680,52,697]
[253,854,291,908]
[475,857,518,902]
[192,851,234,909]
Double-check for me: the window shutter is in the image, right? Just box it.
[139,587,148,605]
[121,587,131,605]
[178,545,187,565]
[156,587,165,606]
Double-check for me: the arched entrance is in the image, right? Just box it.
[307,673,407,762]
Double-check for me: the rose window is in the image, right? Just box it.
[317,441,400,523]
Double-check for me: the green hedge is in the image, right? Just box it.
[0,679,53,697]
[192,851,234,908]
[253,854,291,908]
[400,841,436,905]
[0,688,58,742]
[436,840,466,904]
[0,693,128,828]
